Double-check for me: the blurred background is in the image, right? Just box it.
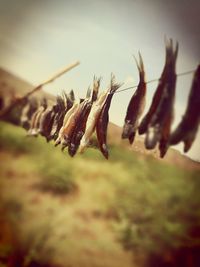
[0,0,200,266]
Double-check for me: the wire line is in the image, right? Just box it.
[113,69,195,94]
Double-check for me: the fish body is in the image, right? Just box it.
[79,91,108,153]
[20,102,30,129]
[20,98,38,130]
[145,40,178,157]
[138,43,172,135]
[28,99,47,136]
[68,100,92,156]
[49,96,67,140]
[122,53,146,144]
[39,104,57,140]
[170,64,200,152]
[61,102,82,148]
[68,77,101,156]
[96,77,121,158]
[55,102,79,147]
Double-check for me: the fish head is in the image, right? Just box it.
[68,143,77,157]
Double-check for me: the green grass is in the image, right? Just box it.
[110,153,200,254]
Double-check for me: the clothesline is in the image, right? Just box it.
[113,69,195,94]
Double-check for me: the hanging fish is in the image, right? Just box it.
[122,53,146,144]
[28,98,47,136]
[55,101,79,146]
[170,64,200,153]
[49,95,67,140]
[20,97,38,130]
[39,102,58,140]
[61,101,84,150]
[96,75,121,159]
[138,42,171,135]
[68,77,101,156]
[68,99,91,156]
[79,89,109,153]
[145,39,178,157]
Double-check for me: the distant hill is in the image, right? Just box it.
[0,67,200,171]
[0,67,55,103]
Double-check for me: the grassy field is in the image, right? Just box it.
[0,121,199,267]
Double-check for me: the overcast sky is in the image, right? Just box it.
[0,0,199,160]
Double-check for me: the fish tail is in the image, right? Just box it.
[133,52,145,76]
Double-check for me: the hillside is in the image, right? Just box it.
[0,67,199,171]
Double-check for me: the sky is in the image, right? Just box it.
[0,0,199,160]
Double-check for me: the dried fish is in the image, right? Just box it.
[39,103,57,140]
[96,75,121,159]
[138,42,172,135]
[49,95,67,140]
[79,89,108,153]
[20,98,38,130]
[28,98,47,136]
[68,99,92,156]
[55,102,79,147]
[145,39,178,157]
[170,64,200,152]
[122,53,146,144]
[68,77,100,156]
[61,101,83,149]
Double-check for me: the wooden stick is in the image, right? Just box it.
[26,61,80,98]
[0,61,80,118]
